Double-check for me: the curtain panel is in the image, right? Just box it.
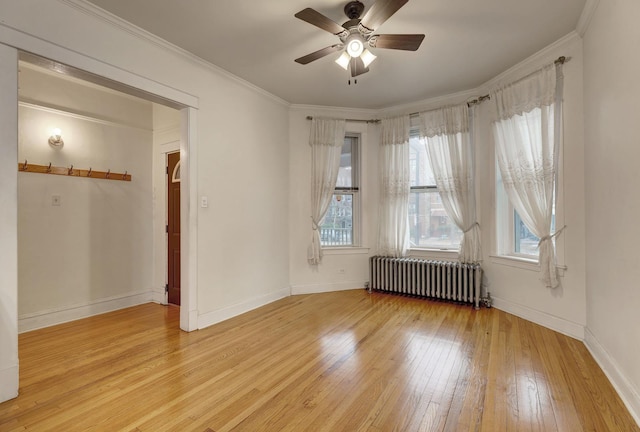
[377,115,411,257]
[419,104,481,263]
[308,118,346,265]
[492,63,564,288]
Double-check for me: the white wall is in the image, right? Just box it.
[582,0,640,422]
[17,65,154,331]
[0,43,19,403]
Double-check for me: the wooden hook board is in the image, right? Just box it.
[18,162,131,181]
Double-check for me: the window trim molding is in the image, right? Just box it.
[490,254,566,275]
[320,122,369,249]
[491,119,566,268]
[322,247,370,255]
[408,132,462,252]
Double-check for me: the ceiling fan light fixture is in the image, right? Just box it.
[346,36,364,57]
[335,51,351,70]
[360,49,377,67]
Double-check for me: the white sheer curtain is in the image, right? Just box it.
[419,104,481,263]
[492,63,563,288]
[308,118,346,265]
[377,115,410,257]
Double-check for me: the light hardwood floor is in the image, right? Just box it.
[1,290,637,431]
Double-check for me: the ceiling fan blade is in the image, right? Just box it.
[359,0,409,31]
[295,8,348,35]
[295,44,344,65]
[350,57,369,77]
[370,34,425,51]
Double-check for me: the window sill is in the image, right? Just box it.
[490,255,566,276]
[322,247,370,255]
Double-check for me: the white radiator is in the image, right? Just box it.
[369,256,483,309]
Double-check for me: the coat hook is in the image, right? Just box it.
[123,170,127,180]
[68,165,73,175]
[106,169,110,179]
[87,167,92,177]
[22,160,28,171]
[47,162,52,173]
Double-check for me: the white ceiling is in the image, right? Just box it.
[86,0,586,109]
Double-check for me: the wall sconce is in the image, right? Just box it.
[48,128,64,147]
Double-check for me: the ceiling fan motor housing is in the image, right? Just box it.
[344,1,365,20]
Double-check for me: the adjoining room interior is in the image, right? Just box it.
[1,0,639,430]
[16,58,183,333]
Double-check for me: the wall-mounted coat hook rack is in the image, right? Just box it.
[18,162,131,182]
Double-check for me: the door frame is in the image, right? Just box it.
[1,36,199,333]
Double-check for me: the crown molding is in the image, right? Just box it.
[480,31,580,93]
[378,87,480,117]
[57,0,290,108]
[577,0,600,37]
[289,104,379,117]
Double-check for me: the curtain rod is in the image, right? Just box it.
[308,57,569,121]
[305,116,380,124]
[462,56,568,109]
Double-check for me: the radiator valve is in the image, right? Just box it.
[480,292,493,308]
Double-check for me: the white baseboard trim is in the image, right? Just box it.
[151,289,166,305]
[18,290,153,333]
[0,364,19,403]
[585,329,640,427]
[491,295,585,340]
[197,287,290,330]
[291,281,365,295]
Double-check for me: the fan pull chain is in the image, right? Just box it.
[347,66,358,85]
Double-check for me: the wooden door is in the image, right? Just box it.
[167,152,181,305]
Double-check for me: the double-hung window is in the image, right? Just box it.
[320,135,360,247]
[495,159,557,260]
[408,132,461,250]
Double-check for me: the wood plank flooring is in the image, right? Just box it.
[1,290,637,431]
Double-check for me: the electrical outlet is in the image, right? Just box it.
[200,196,208,208]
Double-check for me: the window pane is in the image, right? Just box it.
[336,137,354,188]
[409,135,435,187]
[514,209,555,257]
[514,211,539,256]
[320,194,353,246]
[408,191,462,249]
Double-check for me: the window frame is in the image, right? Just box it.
[320,133,361,248]
[408,129,462,252]
[492,130,566,270]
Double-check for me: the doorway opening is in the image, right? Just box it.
[15,52,195,331]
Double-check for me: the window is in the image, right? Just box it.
[408,133,462,250]
[495,160,556,259]
[320,135,359,247]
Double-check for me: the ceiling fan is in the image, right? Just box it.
[294,0,425,79]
